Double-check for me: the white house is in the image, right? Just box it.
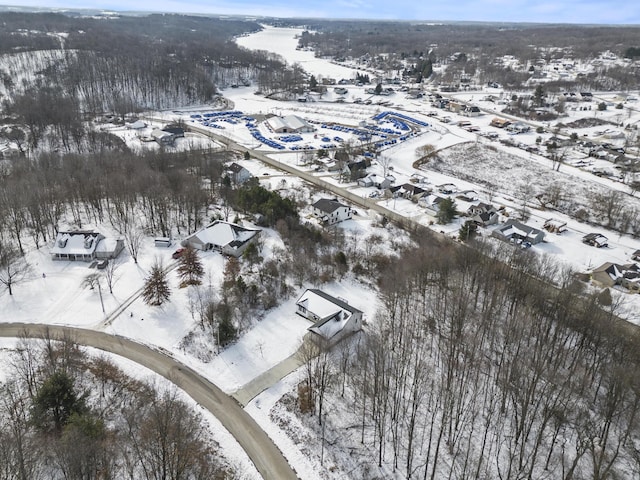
[51,230,124,262]
[296,289,363,347]
[181,221,260,257]
[225,162,252,185]
[358,174,394,190]
[311,198,353,226]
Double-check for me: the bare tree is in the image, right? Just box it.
[103,256,123,294]
[0,243,32,296]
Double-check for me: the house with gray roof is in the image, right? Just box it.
[181,221,260,257]
[296,289,363,347]
[591,262,640,292]
[492,219,545,245]
[311,198,353,226]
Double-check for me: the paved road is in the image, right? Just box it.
[183,122,426,229]
[0,323,299,480]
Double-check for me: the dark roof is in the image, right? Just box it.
[312,198,348,214]
[228,162,246,173]
[583,232,607,241]
[307,288,362,315]
[162,126,184,135]
[478,211,497,222]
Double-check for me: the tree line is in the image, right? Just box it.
[295,20,640,90]
[295,232,640,479]
[0,12,288,149]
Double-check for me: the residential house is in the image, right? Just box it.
[162,126,185,138]
[591,262,640,292]
[420,194,448,217]
[348,159,369,180]
[582,233,608,248]
[311,198,353,226]
[151,129,175,146]
[225,162,252,185]
[387,183,429,202]
[462,105,482,117]
[473,210,499,226]
[357,176,374,188]
[543,218,568,234]
[296,289,363,347]
[358,174,394,190]
[490,118,511,128]
[126,120,146,130]
[51,230,124,262]
[181,221,260,257]
[492,219,545,245]
[467,202,497,217]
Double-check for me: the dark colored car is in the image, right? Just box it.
[172,248,185,259]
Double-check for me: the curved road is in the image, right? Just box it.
[0,323,298,480]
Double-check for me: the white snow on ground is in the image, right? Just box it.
[3,24,640,480]
[236,25,359,81]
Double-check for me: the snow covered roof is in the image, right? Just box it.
[297,289,362,341]
[266,115,312,132]
[186,221,259,249]
[51,231,104,256]
[126,120,146,129]
[494,220,544,242]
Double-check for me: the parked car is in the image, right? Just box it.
[172,248,185,259]
[97,259,109,269]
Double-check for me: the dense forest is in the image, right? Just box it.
[293,233,640,479]
[0,12,296,152]
[290,20,640,90]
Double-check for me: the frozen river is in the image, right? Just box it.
[235,24,359,80]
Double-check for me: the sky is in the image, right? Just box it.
[2,0,640,25]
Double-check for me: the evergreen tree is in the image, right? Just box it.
[374,83,383,95]
[218,313,237,347]
[32,371,86,434]
[533,85,545,107]
[177,247,204,287]
[436,197,457,224]
[142,262,171,306]
[459,220,478,241]
[309,75,318,90]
